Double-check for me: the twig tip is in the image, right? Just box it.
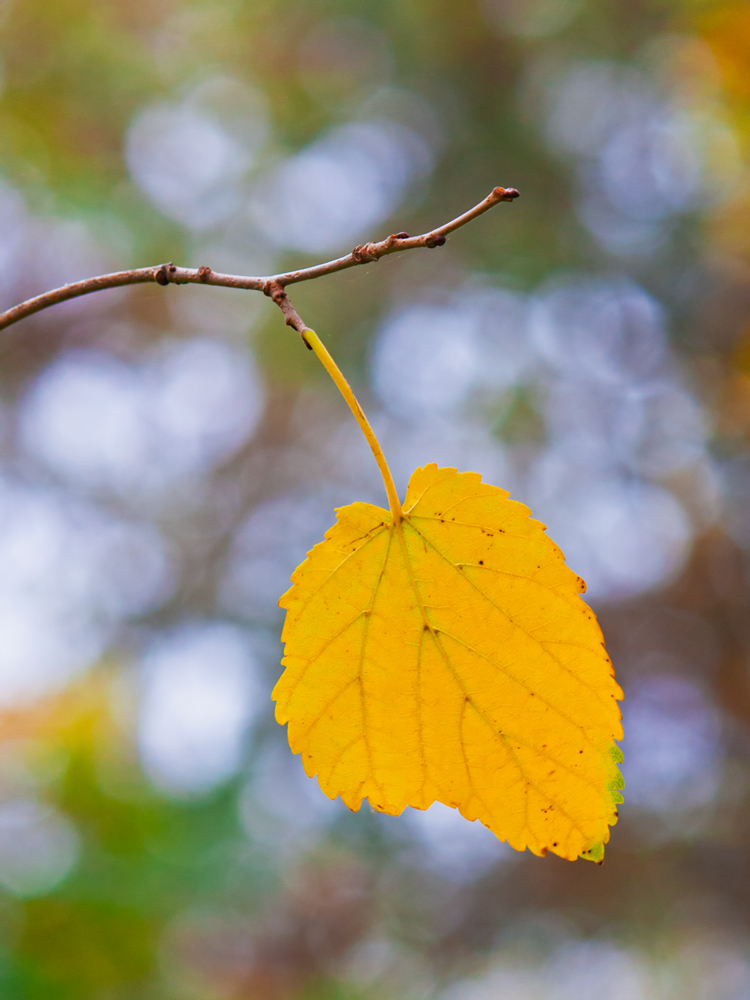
[494,186,520,202]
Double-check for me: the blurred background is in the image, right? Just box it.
[0,0,749,996]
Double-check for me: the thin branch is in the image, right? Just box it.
[264,280,313,346]
[0,186,519,333]
[273,185,519,285]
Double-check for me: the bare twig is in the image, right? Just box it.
[0,186,519,333]
[263,280,313,347]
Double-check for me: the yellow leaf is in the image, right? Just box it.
[274,463,623,863]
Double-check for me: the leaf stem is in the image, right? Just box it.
[303,329,402,521]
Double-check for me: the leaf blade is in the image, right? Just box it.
[274,465,623,861]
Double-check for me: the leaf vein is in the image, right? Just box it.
[281,610,368,711]
[289,522,387,622]
[355,523,397,803]
[435,628,602,758]
[436,633,590,844]
[407,520,613,713]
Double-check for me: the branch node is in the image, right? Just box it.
[494,186,520,202]
[352,244,380,264]
[425,234,447,248]
[154,263,175,286]
[383,233,408,249]
[197,265,212,282]
[263,279,287,305]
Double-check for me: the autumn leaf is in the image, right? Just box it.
[274,462,623,863]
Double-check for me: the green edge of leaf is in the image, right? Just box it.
[579,840,606,864]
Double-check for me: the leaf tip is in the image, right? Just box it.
[579,840,606,864]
